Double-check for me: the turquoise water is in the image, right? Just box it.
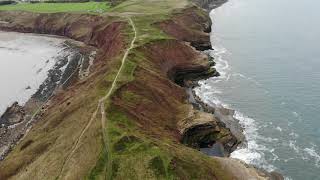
[196,0,320,179]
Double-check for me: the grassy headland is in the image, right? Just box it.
[0,1,228,179]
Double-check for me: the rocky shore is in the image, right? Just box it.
[0,38,96,160]
[158,0,245,157]
[187,0,283,179]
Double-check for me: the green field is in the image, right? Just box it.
[0,2,110,13]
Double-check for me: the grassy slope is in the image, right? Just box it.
[0,2,110,13]
[0,1,234,179]
[89,2,232,179]
[110,0,188,14]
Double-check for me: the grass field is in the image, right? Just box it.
[0,2,110,13]
[110,0,188,14]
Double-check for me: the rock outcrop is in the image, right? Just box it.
[190,90,246,152]
[0,102,25,126]
[158,7,213,51]
[154,6,243,156]
[0,102,26,161]
[216,157,283,180]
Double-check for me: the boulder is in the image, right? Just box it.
[0,102,25,126]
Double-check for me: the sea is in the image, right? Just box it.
[195,0,320,179]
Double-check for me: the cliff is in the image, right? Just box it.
[0,0,282,179]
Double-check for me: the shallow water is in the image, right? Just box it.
[0,31,65,114]
[196,0,320,179]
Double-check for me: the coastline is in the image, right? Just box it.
[0,1,284,179]
[183,0,245,157]
[190,0,320,178]
[190,1,285,178]
[0,33,96,160]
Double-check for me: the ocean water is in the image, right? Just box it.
[195,0,320,179]
[0,31,65,114]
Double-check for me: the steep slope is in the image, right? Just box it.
[0,0,283,179]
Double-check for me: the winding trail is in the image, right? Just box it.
[57,17,137,179]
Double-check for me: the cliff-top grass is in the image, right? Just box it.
[110,0,188,14]
[0,2,110,13]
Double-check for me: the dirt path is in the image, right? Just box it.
[57,17,137,180]
[101,17,136,179]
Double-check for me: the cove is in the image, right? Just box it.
[0,31,65,114]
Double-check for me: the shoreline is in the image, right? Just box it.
[182,0,244,157]
[0,34,96,160]
[190,1,284,178]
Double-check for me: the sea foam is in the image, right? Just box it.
[196,46,277,172]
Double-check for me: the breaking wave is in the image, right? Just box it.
[196,47,277,171]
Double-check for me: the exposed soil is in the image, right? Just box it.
[157,7,212,51]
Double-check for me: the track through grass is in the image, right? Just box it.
[56,17,137,180]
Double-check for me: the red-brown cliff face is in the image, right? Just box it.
[157,7,212,51]
[0,12,125,59]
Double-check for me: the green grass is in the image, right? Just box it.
[0,2,110,13]
[110,0,188,14]
[86,142,109,180]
